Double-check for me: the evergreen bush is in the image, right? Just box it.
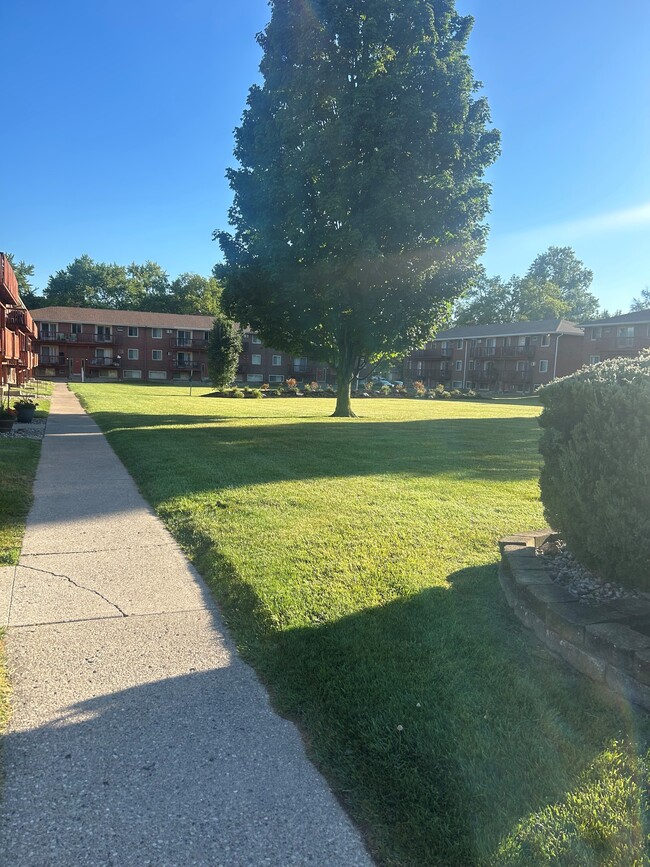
[538,352,650,589]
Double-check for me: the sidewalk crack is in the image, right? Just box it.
[21,541,179,558]
[20,565,128,617]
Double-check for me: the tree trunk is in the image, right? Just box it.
[331,365,357,417]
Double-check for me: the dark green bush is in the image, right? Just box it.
[538,352,650,590]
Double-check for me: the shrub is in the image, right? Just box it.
[438,390,451,399]
[450,389,462,397]
[434,383,445,395]
[466,389,477,398]
[413,380,426,396]
[538,352,650,590]
[380,384,392,395]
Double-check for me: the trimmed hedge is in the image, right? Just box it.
[538,351,650,590]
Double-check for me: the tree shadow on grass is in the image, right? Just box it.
[87,412,543,505]
[184,536,650,866]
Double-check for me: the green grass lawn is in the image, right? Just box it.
[0,392,51,737]
[74,383,650,866]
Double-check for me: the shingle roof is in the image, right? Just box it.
[581,309,650,326]
[434,319,584,340]
[29,306,216,330]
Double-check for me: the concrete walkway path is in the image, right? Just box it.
[0,384,372,866]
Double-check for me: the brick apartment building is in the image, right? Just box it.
[581,309,650,364]
[1,253,39,390]
[31,306,332,386]
[403,319,585,393]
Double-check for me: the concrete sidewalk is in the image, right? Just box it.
[0,384,372,866]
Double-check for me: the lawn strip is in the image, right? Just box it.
[73,383,650,866]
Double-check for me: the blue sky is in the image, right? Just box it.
[2,0,649,312]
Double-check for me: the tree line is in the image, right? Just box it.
[7,253,222,316]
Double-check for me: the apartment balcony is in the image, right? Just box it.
[87,358,122,369]
[6,308,37,337]
[172,338,209,350]
[470,345,535,359]
[38,331,115,345]
[38,355,68,368]
[501,368,534,383]
[171,360,201,371]
[409,347,453,361]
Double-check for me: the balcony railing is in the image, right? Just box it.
[171,360,201,370]
[38,331,115,345]
[39,355,68,367]
[173,338,209,350]
[409,347,453,360]
[470,345,534,359]
[88,358,121,368]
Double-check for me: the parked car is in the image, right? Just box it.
[370,377,395,388]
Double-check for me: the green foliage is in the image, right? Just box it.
[455,247,600,325]
[40,254,222,314]
[495,741,650,866]
[538,352,650,589]
[5,252,41,307]
[630,287,650,312]
[216,0,499,415]
[207,316,242,389]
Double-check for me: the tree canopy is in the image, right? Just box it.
[35,255,222,315]
[454,246,600,325]
[207,315,243,388]
[216,0,500,415]
[5,253,40,308]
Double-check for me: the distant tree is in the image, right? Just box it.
[525,246,599,321]
[455,246,599,325]
[630,287,650,312]
[207,315,242,388]
[44,255,130,308]
[40,256,221,315]
[216,0,500,416]
[6,253,42,308]
[168,274,223,316]
[126,261,171,311]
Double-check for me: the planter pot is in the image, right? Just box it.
[0,419,15,433]
[15,405,36,423]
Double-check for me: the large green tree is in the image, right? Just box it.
[216,0,500,416]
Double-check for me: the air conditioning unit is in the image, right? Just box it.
[166,330,173,334]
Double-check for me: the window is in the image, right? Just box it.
[96,326,111,340]
[127,348,139,360]
[151,350,163,361]
[71,323,83,334]
[269,374,284,383]
[468,360,475,371]
[456,339,463,349]
[455,360,462,371]
[539,360,549,373]
[591,327,602,340]
[128,326,139,337]
[272,354,282,366]
[149,370,166,380]
[541,334,550,347]
[152,328,162,339]
[177,330,192,346]
[123,369,142,379]
[589,355,601,365]
[247,373,264,382]
[251,335,262,344]
[452,380,463,389]
[251,353,262,365]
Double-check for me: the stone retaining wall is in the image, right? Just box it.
[499,531,650,711]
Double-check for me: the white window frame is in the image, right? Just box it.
[269,374,284,383]
[123,369,142,379]
[151,328,163,339]
[272,354,282,366]
[455,360,462,371]
[589,355,601,365]
[538,360,549,373]
[247,373,263,382]
[151,349,163,361]
[456,339,463,349]
[128,326,139,337]
[541,334,550,347]
[127,348,139,361]
[251,335,262,344]
[251,353,262,365]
